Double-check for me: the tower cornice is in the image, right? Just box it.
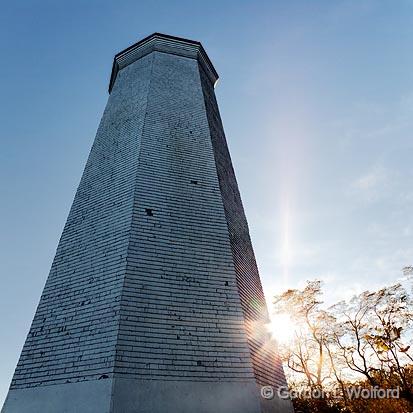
[108,33,219,93]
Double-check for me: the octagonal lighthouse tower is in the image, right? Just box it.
[2,34,293,413]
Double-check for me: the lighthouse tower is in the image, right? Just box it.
[2,33,293,413]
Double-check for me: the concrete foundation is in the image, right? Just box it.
[3,379,269,413]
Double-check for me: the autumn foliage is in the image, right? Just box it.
[273,279,413,412]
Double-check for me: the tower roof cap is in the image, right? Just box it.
[109,33,219,93]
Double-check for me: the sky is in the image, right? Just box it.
[1,0,413,406]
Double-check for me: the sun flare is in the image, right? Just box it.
[267,314,296,345]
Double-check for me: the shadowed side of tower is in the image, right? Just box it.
[2,33,293,413]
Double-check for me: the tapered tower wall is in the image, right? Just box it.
[2,34,293,413]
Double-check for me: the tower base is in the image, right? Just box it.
[2,378,293,412]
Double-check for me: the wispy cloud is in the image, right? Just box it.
[350,165,391,203]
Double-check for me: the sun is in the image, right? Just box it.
[266,313,296,345]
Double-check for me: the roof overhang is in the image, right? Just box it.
[108,33,219,93]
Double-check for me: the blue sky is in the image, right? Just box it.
[1,0,413,405]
